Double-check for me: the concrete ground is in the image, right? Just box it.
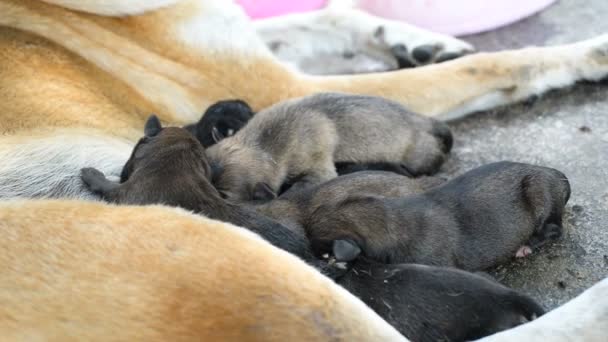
[444,0,608,309]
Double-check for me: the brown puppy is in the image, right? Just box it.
[206,92,452,201]
[81,116,319,269]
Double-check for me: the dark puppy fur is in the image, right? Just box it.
[334,161,415,177]
[338,257,545,342]
[254,171,445,234]
[205,92,453,201]
[82,121,544,341]
[83,116,317,266]
[307,161,571,270]
[184,99,254,148]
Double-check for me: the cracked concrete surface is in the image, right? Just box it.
[444,0,608,309]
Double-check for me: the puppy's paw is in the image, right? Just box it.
[81,167,106,185]
[80,167,111,194]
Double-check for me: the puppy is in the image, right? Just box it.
[82,116,316,266]
[338,257,545,342]
[205,92,452,201]
[184,99,254,148]
[81,121,543,341]
[185,99,419,179]
[254,170,445,234]
[307,161,571,270]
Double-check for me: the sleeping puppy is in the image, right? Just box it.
[185,99,417,178]
[339,257,545,342]
[183,99,254,148]
[80,118,543,341]
[205,92,452,201]
[306,161,571,270]
[82,115,317,267]
[254,170,445,234]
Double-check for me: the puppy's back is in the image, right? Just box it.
[0,200,406,342]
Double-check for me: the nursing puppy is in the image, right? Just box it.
[82,116,317,268]
[340,257,545,342]
[307,161,571,270]
[186,98,416,178]
[254,171,445,234]
[81,119,544,342]
[205,92,452,201]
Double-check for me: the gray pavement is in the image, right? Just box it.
[446,0,608,309]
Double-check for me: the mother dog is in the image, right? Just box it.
[1,0,608,340]
[3,0,608,198]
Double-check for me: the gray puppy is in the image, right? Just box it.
[205,92,452,201]
[305,161,571,270]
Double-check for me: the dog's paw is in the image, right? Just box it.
[376,24,474,68]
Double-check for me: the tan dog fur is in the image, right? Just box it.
[0,199,406,341]
[2,0,608,338]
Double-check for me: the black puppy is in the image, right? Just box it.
[339,257,545,342]
[184,99,254,148]
[307,161,571,270]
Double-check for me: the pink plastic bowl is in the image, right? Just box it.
[358,0,557,36]
[236,0,327,20]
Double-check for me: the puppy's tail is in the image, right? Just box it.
[508,292,546,321]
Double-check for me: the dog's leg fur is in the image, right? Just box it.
[255,2,474,74]
[310,36,608,119]
[478,277,608,342]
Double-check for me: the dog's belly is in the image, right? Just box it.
[0,132,132,200]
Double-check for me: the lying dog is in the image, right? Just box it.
[306,161,571,269]
[4,1,608,338]
[205,92,452,201]
[80,119,545,341]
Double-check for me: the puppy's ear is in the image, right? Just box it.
[252,182,276,201]
[332,239,361,262]
[211,127,225,143]
[144,115,162,137]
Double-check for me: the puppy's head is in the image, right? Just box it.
[184,99,254,148]
[120,115,213,183]
[206,143,277,203]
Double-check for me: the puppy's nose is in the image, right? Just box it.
[431,122,453,154]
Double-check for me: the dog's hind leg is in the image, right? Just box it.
[310,35,608,119]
